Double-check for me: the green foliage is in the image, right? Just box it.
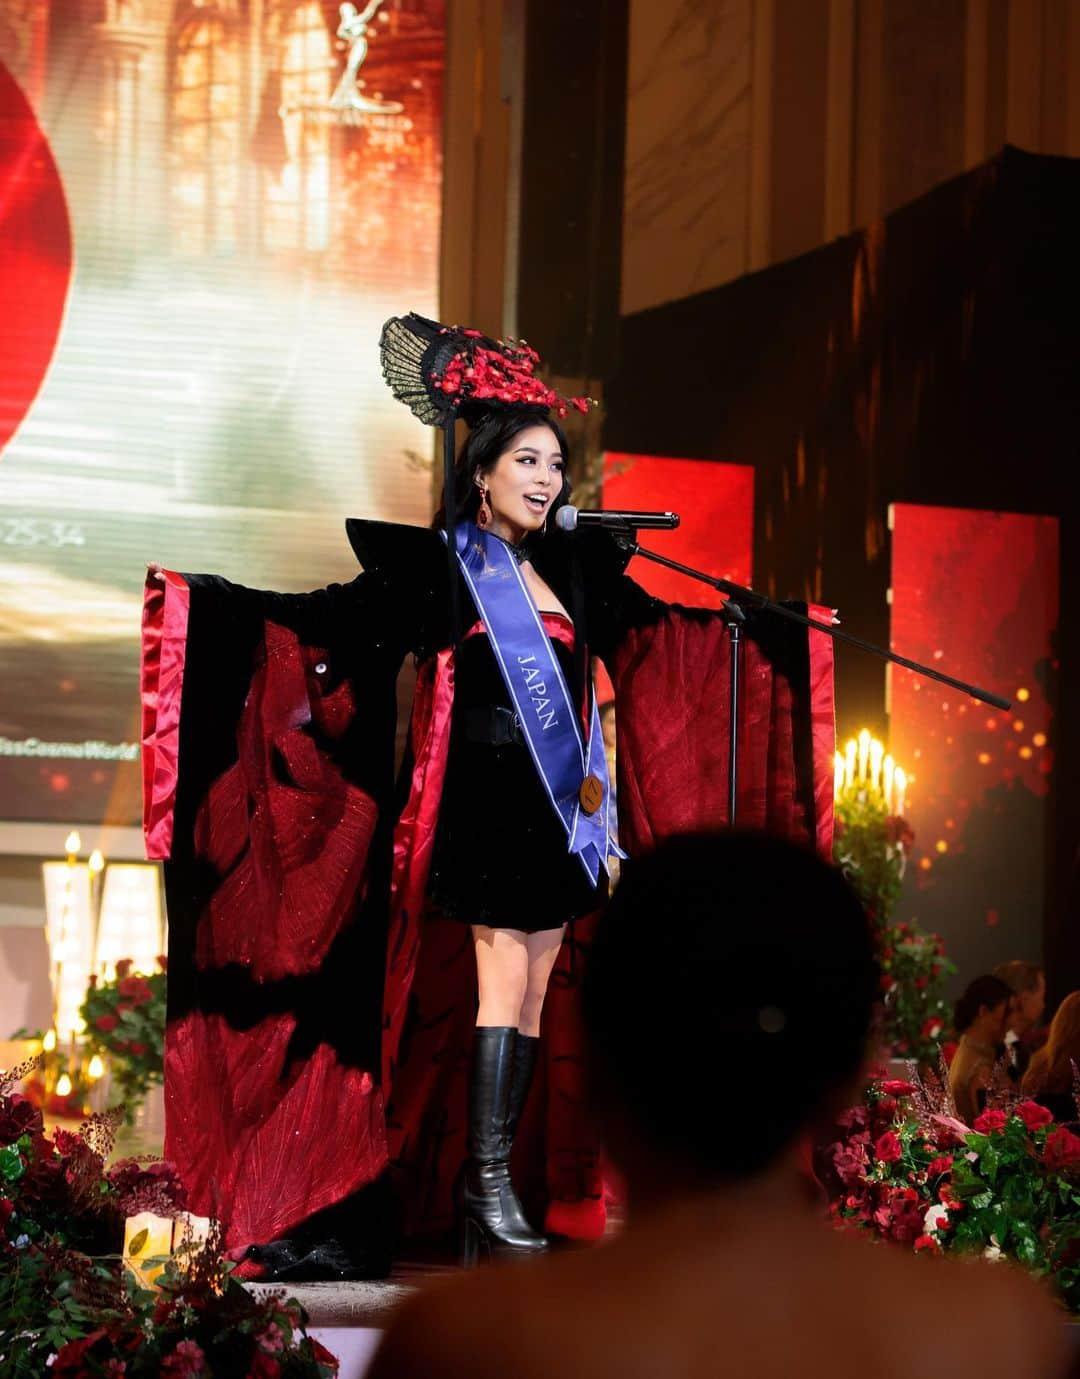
[834,785,954,1063]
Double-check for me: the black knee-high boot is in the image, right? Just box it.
[506,1032,540,1141]
[462,1027,547,1265]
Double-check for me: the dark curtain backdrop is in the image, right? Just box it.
[605,146,1080,1000]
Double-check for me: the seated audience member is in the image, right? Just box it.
[948,975,1012,1126]
[993,959,1047,1080]
[1022,991,1080,1122]
[367,833,1066,1379]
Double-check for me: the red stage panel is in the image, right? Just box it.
[889,504,1058,978]
[601,454,753,608]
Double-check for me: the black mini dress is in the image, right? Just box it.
[426,616,600,933]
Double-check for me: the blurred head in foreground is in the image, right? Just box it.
[582,831,878,1191]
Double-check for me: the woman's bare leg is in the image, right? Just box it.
[472,925,530,1027]
[518,925,568,1038]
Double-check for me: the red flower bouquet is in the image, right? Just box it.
[80,960,166,1120]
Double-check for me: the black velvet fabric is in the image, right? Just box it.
[426,628,600,932]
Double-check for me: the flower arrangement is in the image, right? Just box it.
[0,1065,338,1378]
[822,1074,1080,1311]
[50,1229,339,1378]
[833,732,955,1063]
[79,959,166,1118]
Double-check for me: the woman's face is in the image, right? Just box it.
[982,999,1009,1044]
[478,423,565,542]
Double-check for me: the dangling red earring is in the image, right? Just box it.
[477,486,492,529]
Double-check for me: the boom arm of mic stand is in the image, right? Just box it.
[615,535,1012,712]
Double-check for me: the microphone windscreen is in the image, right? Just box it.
[554,505,578,532]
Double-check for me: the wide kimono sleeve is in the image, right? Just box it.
[577,534,835,860]
[139,530,435,1269]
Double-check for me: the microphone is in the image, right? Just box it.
[555,506,680,532]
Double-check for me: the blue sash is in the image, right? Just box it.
[449,523,624,886]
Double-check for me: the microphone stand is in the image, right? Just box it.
[607,527,1011,827]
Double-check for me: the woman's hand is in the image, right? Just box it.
[147,561,166,582]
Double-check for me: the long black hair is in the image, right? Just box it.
[432,405,572,531]
[953,974,1012,1034]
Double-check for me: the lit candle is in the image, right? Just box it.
[844,739,857,789]
[64,831,81,858]
[123,1212,176,1290]
[87,1054,105,1080]
[858,729,871,782]
[883,755,895,812]
[834,751,845,798]
[895,768,907,818]
[869,738,884,792]
[42,1028,57,1053]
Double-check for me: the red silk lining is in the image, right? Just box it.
[141,569,190,861]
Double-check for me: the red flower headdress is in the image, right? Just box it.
[378,313,594,643]
[379,312,593,423]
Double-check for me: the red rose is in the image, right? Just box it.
[921,1017,944,1040]
[118,975,153,1005]
[880,974,896,992]
[115,959,133,978]
[926,1156,953,1178]
[973,1109,1008,1134]
[915,976,929,990]
[876,1096,898,1120]
[880,1080,917,1097]
[1016,1100,1053,1131]
[914,1234,941,1254]
[156,954,168,972]
[128,1043,148,1056]
[1045,1126,1080,1171]
[95,1014,118,1033]
[874,1130,903,1164]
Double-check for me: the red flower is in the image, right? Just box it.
[115,959,133,978]
[914,1234,941,1254]
[128,1043,148,1056]
[880,1080,917,1097]
[248,1353,281,1379]
[915,976,929,990]
[921,1017,944,1040]
[156,954,168,972]
[161,1339,206,1376]
[874,1131,903,1164]
[0,1092,43,1145]
[1045,1126,1080,1171]
[879,974,896,992]
[973,1109,1008,1134]
[95,1014,118,1033]
[831,1140,870,1185]
[926,1156,953,1178]
[1016,1100,1053,1131]
[53,1330,110,1376]
[308,1338,339,1371]
[118,975,153,1005]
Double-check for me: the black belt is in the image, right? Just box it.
[463,705,524,747]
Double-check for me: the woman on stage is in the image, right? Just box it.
[141,315,836,1277]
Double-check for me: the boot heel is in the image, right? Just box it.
[461,1215,485,1269]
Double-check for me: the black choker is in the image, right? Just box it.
[489,532,533,564]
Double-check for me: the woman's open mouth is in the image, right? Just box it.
[524,494,549,514]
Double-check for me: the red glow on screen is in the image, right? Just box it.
[601,454,753,609]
